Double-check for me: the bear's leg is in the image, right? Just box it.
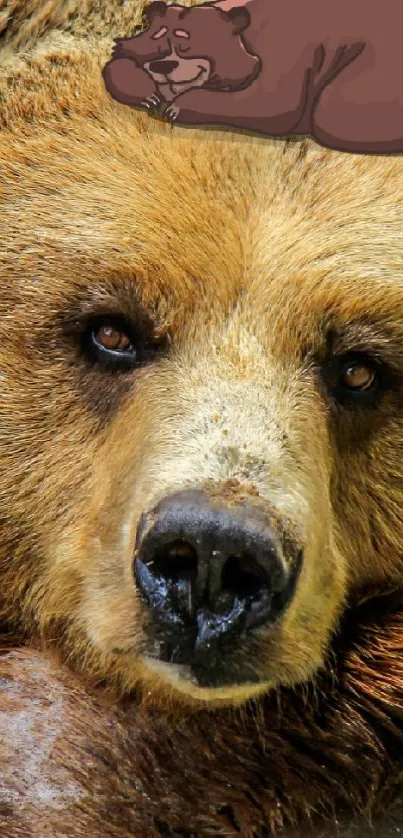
[165,50,318,137]
[102,59,159,108]
[312,55,403,154]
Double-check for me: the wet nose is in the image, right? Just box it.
[134,489,302,667]
[149,59,179,74]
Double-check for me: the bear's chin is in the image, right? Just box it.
[139,655,270,704]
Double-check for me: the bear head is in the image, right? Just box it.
[112,1,261,102]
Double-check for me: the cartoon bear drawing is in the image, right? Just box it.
[102,1,260,111]
[103,0,403,155]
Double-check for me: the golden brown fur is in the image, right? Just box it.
[2,0,403,834]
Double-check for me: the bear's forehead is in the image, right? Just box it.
[158,8,191,24]
[160,8,183,21]
[156,5,223,28]
[1,115,403,340]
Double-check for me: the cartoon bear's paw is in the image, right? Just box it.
[141,93,162,112]
[165,103,180,124]
[112,41,123,57]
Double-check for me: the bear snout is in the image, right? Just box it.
[148,59,179,75]
[133,488,302,686]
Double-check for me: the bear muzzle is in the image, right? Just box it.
[145,54,211,90]
[148,59,180,75]
[133,487,303,688]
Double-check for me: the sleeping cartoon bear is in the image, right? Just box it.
[103,1,260,111]
[103,0,403,155]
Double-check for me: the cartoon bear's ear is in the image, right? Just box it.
[227,6,250,34]
[144,1,167,23]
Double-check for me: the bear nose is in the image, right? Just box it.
[149,59,179,75]
[134,489,302,668]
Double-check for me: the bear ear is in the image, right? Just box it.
[226,6,250,34]
[144,1,167,24]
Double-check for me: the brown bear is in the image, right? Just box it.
[2,0,403,836]
[102,1,260,108]
[103,0,403,155]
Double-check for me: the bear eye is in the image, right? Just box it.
[81,314,171,371]
[94,323,134,353]
[340,359,378,392]
[83,316,143,369]
[324,352,382,404]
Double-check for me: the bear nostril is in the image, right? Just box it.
[135,539,198,621]
[221,552,269,599]
[152,539,198,581]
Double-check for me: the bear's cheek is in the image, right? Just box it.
[272,539,348,684]
[45,411,152,662]
[35,478,141,661]
[329,422,403,593]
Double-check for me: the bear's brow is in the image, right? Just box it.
[152,26,168,39]
[57,278,172,335]
[329,320,403,368]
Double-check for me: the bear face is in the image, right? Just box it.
[4,3,403,832]
[2,80,403,713]
[111,1,260,102]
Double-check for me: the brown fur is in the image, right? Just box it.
[3,602,403,837]
[2,0,403,834]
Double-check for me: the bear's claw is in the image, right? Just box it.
[165,104,180,124]
[141,94,162,111]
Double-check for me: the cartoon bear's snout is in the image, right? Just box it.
[134,488,302,680]
[148,59,180,75]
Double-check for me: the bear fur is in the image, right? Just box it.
[2,0,403,836]
[3,603,403,837]
[103,0,403,155]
